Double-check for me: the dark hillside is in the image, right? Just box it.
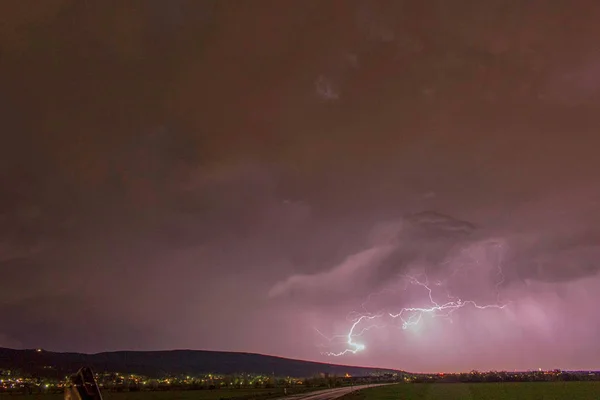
[0,348,400,378]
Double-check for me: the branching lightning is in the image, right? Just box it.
[388,274,507,330]
[319,241,510,357]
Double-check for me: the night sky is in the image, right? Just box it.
[2,1,600,373]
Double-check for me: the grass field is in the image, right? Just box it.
[5,382,600,400]
[341,381,600,400]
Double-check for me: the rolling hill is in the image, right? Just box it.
[0,348,400,378]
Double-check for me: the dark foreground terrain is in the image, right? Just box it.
[0,348,399,378]
[3,382,600,400]
[0,387,307,400]
[339,381,600,400]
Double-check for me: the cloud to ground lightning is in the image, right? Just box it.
[269,203,600,370]
[317,241,509,357]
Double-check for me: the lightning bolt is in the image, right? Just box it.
[319,242,510,356]
[320,314,385,356]
[388,274,507,330]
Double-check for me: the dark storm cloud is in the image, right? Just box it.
[1,1,600,371]
[270,201,600,303]
[268,211,484,303]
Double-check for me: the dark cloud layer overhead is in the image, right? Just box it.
[1,1,600,372]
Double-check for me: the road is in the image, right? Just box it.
[277,384,391,400]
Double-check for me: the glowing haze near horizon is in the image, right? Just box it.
[2,1,600,373]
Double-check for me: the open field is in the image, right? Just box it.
[339,381,600,400]
[5,382,600,400]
